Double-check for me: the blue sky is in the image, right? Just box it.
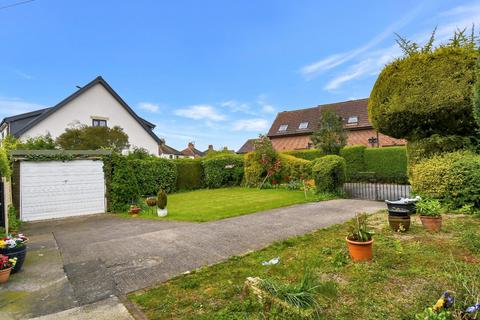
[1,0,479,151]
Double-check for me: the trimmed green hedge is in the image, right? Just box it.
[110,155,141,212]
[278,153,313,181]
[282,150,323,161]
[312,155,346,193]
[203,155,244,188]
[0,148,11,178]
[340,145,366,181]
[174,158,204,190]
[411,151,480,208]
[363,147,408,183]
[129,158,177,196]
[243,152,263,187]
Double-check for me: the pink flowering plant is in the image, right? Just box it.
[0,254,17,270]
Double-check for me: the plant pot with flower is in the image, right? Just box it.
[346,213,374,262]
[416,198,443,232]
[157,189,168,217]
[0,233,28,274]
[128,204,141,216]
[146,196,157,207]
[0,254,17,283]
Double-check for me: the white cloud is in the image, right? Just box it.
[221,100,253,114]
[0,96,45,118]
[300,3,424,79]
[256,94,276,114]
[232,119,269,131]
[12,69,33,80]
[138,102,160,113]
[174,104,226,121]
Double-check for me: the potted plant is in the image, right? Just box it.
[0,254,17,283]
[0,233,28,274]
[128,204,141,216]
[416,198,443,232]
[146,196,157,207]
[157,189,168,217]
[346,213,374,262]
[385,196,420,232]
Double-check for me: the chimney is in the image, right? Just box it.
[208,145,214,151]
[188,142,194,149]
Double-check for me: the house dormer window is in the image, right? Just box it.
[92,119,107,127]
[298,122,309,129]
[278,124,288,131]
[347,116,358,124]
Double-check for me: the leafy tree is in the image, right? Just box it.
[126,147,153,160]
[16,133,57,150]
[369,28,479,140]
[252,135,281,187]
[56,124,129,152]
[311,109,347,155]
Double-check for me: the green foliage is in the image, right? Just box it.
[414,308,452,320]
[369,43,479,140]
[277,153,312,182]
[174,158,204,190]
[56,124,129,152]
[203,155,244,188]
[406,135,474,176]
[129,158,177,195]
[126,147,154,160]
[16,133,57,150]
[311,108,347,155]
[474,50,480,129]
[416,198,443,217]
[243,153,264,187]
[339,145,366,181]
[312,155,346,193]
[7,205,21,233]
[347,213,373,242]
[110,156,140,212]
[0,148,11,178]
[460,229,480,254]
[282,150,323,161]
[259,270,336,313]
[411,151,480,208]
[363,147,408,183]
[157,189,167,209]
[204,147,235,159]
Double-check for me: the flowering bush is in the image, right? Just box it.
[0,254,17,270]
[0,233,27,250]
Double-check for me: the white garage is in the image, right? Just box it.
[11,151,109,222]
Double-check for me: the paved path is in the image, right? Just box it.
[8,199,383,319]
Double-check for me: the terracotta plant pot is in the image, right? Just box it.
[420,215,442,232]
[388,215,411,232]
[0,268,12,283]
[346,237,373,262]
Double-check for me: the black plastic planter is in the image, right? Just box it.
[0,245,27,274]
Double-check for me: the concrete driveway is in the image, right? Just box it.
[5,199,384,319]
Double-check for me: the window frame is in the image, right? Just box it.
[347,116,358,124]
[92,119,108,127]
[298,122,309,129]
[278,124,288,132]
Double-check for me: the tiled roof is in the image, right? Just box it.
[159,143,182,155]
[181,146,205,157]
[267,98,371,138]
[236,138,258,154]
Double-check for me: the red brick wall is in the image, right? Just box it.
[270,129,405,151]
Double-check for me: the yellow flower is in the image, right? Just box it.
[0,240,6,249]
[433,298,445,311]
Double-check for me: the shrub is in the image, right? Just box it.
[174,158,204,190]
[110,156,141,212]
[0,148,11,178]
[157,189,167,209]
[369,45,479,140]
[363,147,408,183]
[243,152,264,187]
[277,154,312,182]
[415,198,442,217]
[312,155,346,193]
[411,151,480,208]
[203,155,244,188]
[129,158,177,195]
[339,145,366,181]
[282,150,323,161]
[406,135,474,176]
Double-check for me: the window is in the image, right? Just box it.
[347,116,358,124]
[92,119,107,127]
[298,122,309,129]
[278,124,288,131]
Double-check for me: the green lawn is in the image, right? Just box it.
[119,187,333,222]
[129,213,480,319]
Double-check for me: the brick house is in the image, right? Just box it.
[267,98,404,151]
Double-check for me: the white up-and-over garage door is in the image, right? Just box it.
[20,160,106,221]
